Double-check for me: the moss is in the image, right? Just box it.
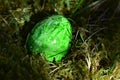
[0,0,120,80]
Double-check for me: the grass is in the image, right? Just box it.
[0,0,120,80]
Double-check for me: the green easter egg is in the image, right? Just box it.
[26,15,72,62]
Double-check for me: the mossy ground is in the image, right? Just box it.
[0,0,120,80]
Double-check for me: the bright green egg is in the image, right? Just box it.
[26,15,72,62]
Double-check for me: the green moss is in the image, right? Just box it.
[0,0,120,80]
